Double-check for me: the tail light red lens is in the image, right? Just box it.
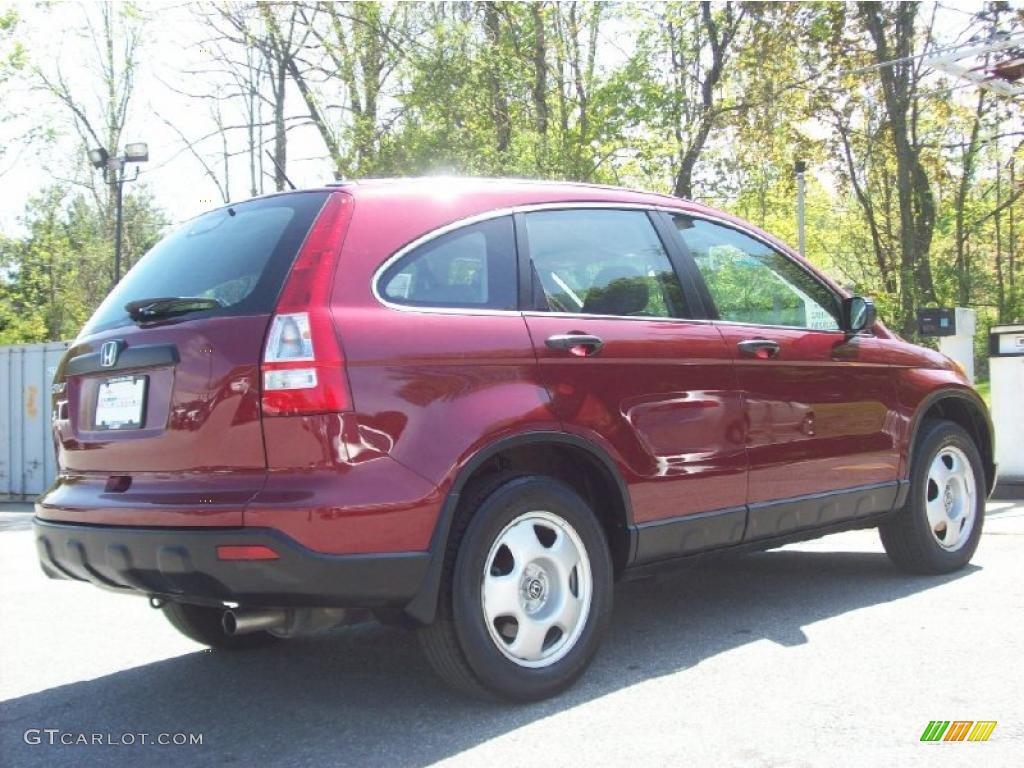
[217,545,280,561]
[261,192,354,417]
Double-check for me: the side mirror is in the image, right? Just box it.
[842,296,876,334]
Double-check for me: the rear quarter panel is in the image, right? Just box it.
[296,189,565,553]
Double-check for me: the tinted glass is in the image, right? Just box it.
[82,192,330,334]
[525,209,687,318]
[673,216,840,330]
[379,216,516,309]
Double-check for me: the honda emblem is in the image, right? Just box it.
[99,341,121,368]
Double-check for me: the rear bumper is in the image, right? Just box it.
[33,518,429,609]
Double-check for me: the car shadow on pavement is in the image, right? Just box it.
[0,548,976,768]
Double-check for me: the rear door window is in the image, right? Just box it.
[378,216,517,310]
[524,209,688,318]
[82,191,330,334]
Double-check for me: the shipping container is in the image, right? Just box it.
[0,342,70,500]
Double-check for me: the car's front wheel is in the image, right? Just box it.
[879,419,985,574]
[419,475,613,701]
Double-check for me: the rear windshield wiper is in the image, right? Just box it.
[124,296,223,321]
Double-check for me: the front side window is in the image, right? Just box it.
[379,216,516,310]
[525,209,687,318]
[672,216,840,330]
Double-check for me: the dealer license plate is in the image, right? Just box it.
[95,376,147,430]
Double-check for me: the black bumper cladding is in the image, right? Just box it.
[33,518,429,609]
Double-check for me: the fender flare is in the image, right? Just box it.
[904,387,996,498]
[403,430,632,624]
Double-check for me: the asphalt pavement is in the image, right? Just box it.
[1,500,1022,767]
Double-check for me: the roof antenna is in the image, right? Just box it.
[264,150,297,190]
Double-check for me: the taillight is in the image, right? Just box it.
[261,193,353,416]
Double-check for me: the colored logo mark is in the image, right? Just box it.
[920,721,997,742]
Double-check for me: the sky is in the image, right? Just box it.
[1,1,337,233]
[0,0,1015,237]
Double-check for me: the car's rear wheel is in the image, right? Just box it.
[419,475,613,702]
[879,419,985,574]
[161,602,278,650]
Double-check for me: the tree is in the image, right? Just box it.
[858,2,938,336]
[286,1,414,177]
[0,7,28,170]
[32,3,142,211]
[0,187,166,343]
[625,2,747,198]
[28,1,154,282]
[220,2,309,191]
[3,0,1024,356]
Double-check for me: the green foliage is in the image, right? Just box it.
[0,187,167,343]
[0,6,28,162]
[975,378,991,407]
[0,7,25,77]
[371,0,1019,369]
[1,0,1021,368]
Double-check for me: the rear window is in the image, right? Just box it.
[81,192,330,334]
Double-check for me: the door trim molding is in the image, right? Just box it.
[745,481,900,541]
[630,480,904,567]
[633,505,747,564]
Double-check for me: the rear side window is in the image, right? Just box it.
[81,192,330,334]
[525,209,687,318]
[379,216,516,310]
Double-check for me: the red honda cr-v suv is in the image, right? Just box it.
[34,178,994,701]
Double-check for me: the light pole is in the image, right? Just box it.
[88,142,149,285]
[794,159,807,257]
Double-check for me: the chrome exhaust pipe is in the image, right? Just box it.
[222,608,288,636]
[222,607,356,637]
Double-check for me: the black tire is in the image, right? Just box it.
[418,475,613,702]
[879,419,985,574]
[161,602,278,650]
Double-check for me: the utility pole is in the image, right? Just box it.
[794,159,807,257]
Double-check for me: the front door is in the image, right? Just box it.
[669,213,901,541]
[519,208,747,562]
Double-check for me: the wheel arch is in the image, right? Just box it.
[908,388,995,496]
[403,431,634,624]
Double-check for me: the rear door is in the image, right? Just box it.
[668,213,901,541]
[520,208,747,563]
[44,192,332,526]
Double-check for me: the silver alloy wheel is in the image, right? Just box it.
[481,511,593,668]
[925,445,977,551]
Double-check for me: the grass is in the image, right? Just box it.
[975,379,991,407]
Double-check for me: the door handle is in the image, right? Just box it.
[737,339,780,360]
[545,333,604,357]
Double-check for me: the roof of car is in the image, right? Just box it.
[306,175,807,252]
[311,176,698,210]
